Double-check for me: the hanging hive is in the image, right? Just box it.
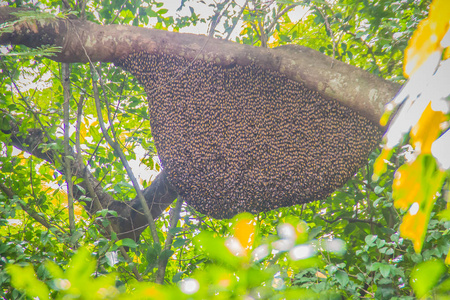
[117,52,382,219]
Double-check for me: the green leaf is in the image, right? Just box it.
[116,238,138,249]
[45,260,64,278]
[376,239,386,248]
[69,230,84,245]
[335,270,349,286]
[365,234,378,246]
[193,232,240,268]
[169,227,183,235]
[160,249,174,261]
[172,271,185,283]
[308,226,322,240]
[410,259,446,298]
[374,186,385,194]
[379,264,390,278]
[173,238,188,248]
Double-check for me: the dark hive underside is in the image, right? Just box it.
[117,52,382,219]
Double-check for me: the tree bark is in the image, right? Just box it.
[0,6,399,124]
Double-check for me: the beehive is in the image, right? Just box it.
[117,52,381,218]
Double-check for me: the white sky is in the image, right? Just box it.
[155,1,308,37]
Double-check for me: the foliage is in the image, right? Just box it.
[0,0,449,299]
[4,215,342,299]
[374,0,450,266]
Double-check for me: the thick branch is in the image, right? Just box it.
[1,115,178,240]
[0,6,399,124]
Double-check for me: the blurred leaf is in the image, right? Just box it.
[7,264,50,300]
[410,259,446,298]
[394,155,446,252]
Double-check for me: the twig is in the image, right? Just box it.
[225,0,248,40]
[0,182,66,235]
[79,0,86,21]
[1,62,63,166]
[258,19,267,47]
[313,5,336,62]
[155,199,184,284]
[318,216,384,228]
[110,0,129,25]
[208,0,232,37]
[61,0,71,10]
[265,4,297,34]
[75,95,101,214]
[62,62,76,235]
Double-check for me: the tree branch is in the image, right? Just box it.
[0,6,400,124]
[62,62,76,235]
[0,111,178,241]
[224,0,248,41]
[318,216,384,228]
[89,63,160,245]
[155,198,183,284]
[0,182,66,235]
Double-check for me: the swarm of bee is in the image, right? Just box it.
[117,52,381,218]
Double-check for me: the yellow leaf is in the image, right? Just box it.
[410,102,447,154]
[79,121,87,144]
[393,166,421,210]
[444,47,450,60]
[394,155,446,252]
[379,108,394,127]
[404,0,450,77]
[232,213,256,255]
[372,147,393,181]
[315,271,327,279]
[399,203,428,253]
[142,286,166,298]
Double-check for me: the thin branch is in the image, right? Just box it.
[61,0,71,10]
[258,19,267,47]
[62,62,76,235]
[0,182,66,236]
[73,94,142,281]
[79,0,87,21]
[208,0,232,37]
[0,62,64,166]
[225,0,248,40]
[89,63,160,245]
[1,111,176,241]
[110,0,129,25]
[318,216,384,228]
[156,199,184,284]
[313,5,336,61]
[265,4,297,34]
[75,95,101,215]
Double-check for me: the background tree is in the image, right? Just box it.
[1,0,449,299]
